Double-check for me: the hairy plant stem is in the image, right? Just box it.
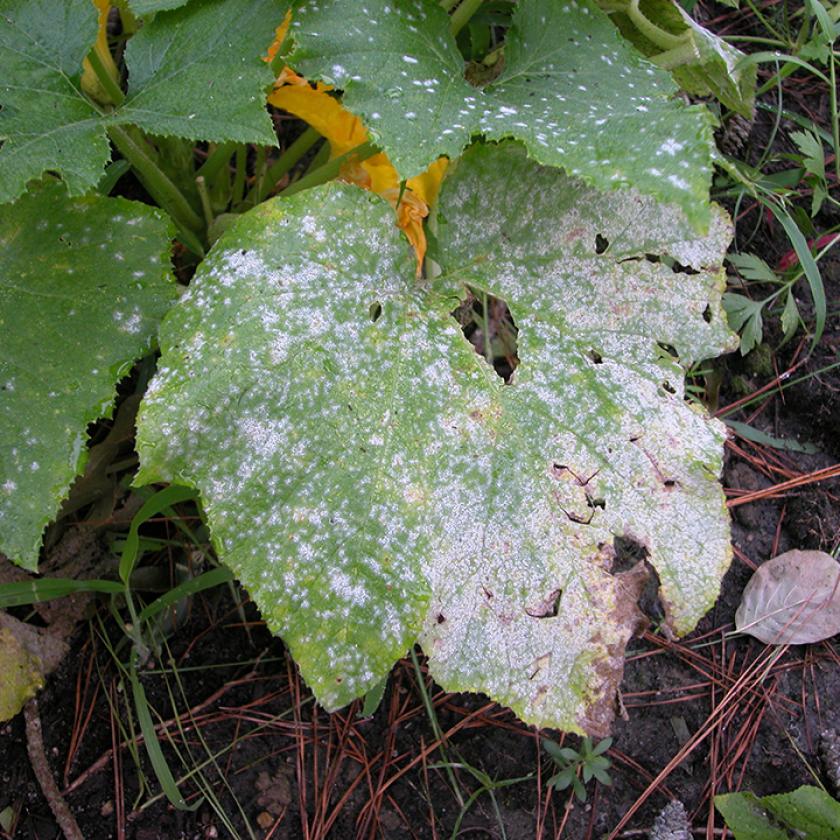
[243,126,321,206]
[450,0,485,36]
[195,142,236,182]
[107,125,206,255]
[85,46,125,106]
[278,140,379,199]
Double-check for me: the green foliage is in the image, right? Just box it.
[543,736,613,802]
[0,0,751,734]
[600,0,756,117]
[136,142,735,731]
[0,0,107,202]
[715,785,840,839]
[0,182,175,569]
[0,0,281,203]
[290,0,717,227]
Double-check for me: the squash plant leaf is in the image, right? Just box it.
[127,0,192,16]
[136,142,736,734]
[0,0,282,204]
[0,0,109,203]
[0,182,176,570]
[289,0,716,228]
[116,0,281,145]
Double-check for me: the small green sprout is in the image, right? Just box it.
[543,736,613,802]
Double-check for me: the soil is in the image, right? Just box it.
[4,5,840,840]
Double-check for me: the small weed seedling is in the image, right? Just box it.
[543,736,613,803]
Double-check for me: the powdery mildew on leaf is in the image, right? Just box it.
[290,0,716,227]
[137,143,736,733]
[0,182,175,570]
[136,188,484,707]
[422,142,736,731]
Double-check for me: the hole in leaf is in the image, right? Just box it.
[594,233,609,254]
[610,538,665,623]
[661,381,676,394]
[588,349,603,365]
[369,301,382,322]
[662,256,699,275]
[657,342,679,360]
[526,588,563,619]
[436,613,446,624]
[611,535,649,574]
[702,304,712,323]
[453,288,519,383]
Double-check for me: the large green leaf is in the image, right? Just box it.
[0,182,175,570]
[116,0,280,144]
[0,0,109,203]
[0,0,281,203]
[128,0,192,15]
[136,142,736,733]
[289,0,716,227]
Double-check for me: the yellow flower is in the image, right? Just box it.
[80,0,121,105]
[266,17,447,274]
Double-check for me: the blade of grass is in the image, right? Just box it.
[0,578,124,609]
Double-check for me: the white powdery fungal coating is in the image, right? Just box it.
[137,145,737,734]
[291,0,715,225]
[0,184,174,571]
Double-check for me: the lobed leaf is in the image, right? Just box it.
[0,0,109,202]
[137,142,736,733]
[290,0,717,227]
[0,182,176,570]
[116,0,280,145]
[0,0,283,203]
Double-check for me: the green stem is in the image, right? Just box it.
[108,125,206,255]
[195,142,236,183]
[830,53,840,182]
[450,0,485,36]
[232,146,247,206]
[195,175,214,229]
[85,45,125,106]
[250,146,268,207]
[627,0,688,51]
[278,141,378,199]
[409,649,464,808]
[243,126,321,206]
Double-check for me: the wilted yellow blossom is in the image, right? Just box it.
[266,16,446,273]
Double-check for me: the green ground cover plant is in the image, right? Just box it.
[5,0,835,773]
